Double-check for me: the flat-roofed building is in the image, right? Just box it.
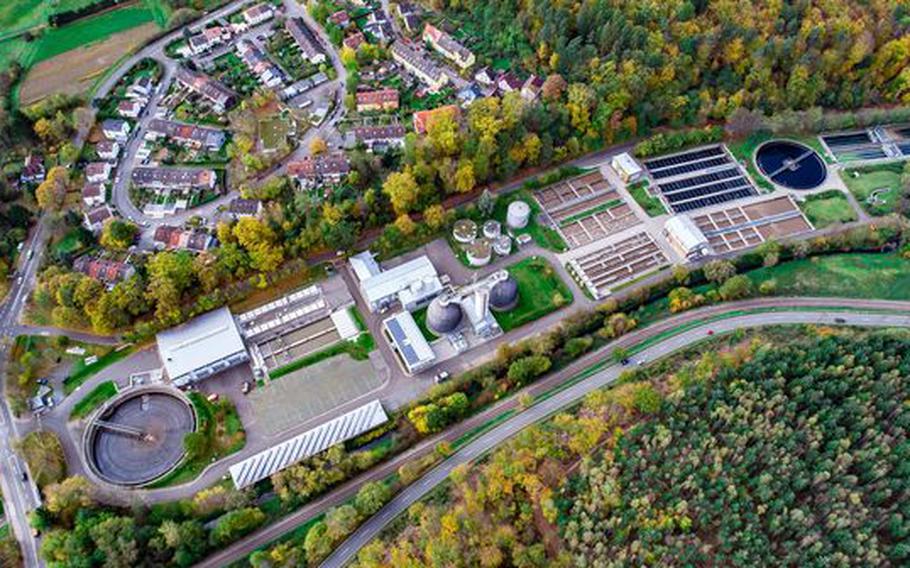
[156,307,249,387]
[382,311,436,374]
[612,152,644,183]
[352,254,442,312]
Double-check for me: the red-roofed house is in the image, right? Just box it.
[355,88,399,112]
[412,104,459,134]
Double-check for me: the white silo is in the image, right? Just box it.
[506,200,530,229]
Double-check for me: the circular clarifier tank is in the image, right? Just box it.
[85,388,195,487]
[755,140,827,190]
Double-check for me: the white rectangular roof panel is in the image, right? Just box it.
[229,399,388,488]
[156,307,247,381]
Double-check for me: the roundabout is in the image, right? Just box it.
[83,386,196,487]
[755,140,828,190]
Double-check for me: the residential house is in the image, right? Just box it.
[237,40,286,88]
[412,104,459,134]
[402,13,421,34]
[355,88,399,112]
[286,18,326,65]
[146,118,226,151]
[96,140,120,161]
[497,72,523,93]
[457,84,482,108]
[422,23,474,69]
[127,76,154,99]
[83,205,113,233]
[361,13,393,45]
[188,26,231,55]
[102,119,131,142]
[474,66,495,86]
[131,167,217,192]
[329,10,350,28]
[85,162,112,184]
[242,3,275,27]
[153,225,216,252]
[228,198,262,217]
[287,154,351,187]
[20,154,45,184]
[521,74,544,101]
[391,41,448,93]
[81,182,106,207]
[73,255,135,286]
[343,32,365,51]
[349,124,406,152]
[117,99,144,118]
[175,66,238,113]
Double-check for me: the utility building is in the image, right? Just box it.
[156,307,249,387]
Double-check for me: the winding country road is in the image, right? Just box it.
[193,297,910,568]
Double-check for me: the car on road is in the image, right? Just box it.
[242,381,252,395]
[620,358,630,366]
[206,393,219,402]
[707,329,714,335]
[434,371,450,384]
[834,317,847,324]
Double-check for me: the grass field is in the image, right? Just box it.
[841,162,907,217]
[63,345,135,395]
[0,0,101,36]
[626,181,666,217]
[494,257,573,332]
[798,190,857,228]
[69,380,118,420]
[268,332,375,379]
[748,253,910,300]
[147,392,245,488]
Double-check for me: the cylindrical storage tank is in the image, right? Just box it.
[489,275,519,311]
[493,235,512,256]
[483,220,501,239]
[452,219,478,243]
[465,238,492,267]
[426,296,463,335]
[506,201,530,229]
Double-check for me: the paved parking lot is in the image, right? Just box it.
[247,354,381,436]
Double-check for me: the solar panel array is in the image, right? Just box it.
[229,399,389,489]
[643,145,757,213]
[387,316,419,367]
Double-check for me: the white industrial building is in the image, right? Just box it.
[351,252,443,312]
[156,307,250,387]
[382,311,437,374]
[612,152,644,183]
[229,399,389,489]
[663,215,711,260]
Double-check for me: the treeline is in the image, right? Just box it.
[347,329,910,567]
[48,0,130,27]
[434,0,909,130]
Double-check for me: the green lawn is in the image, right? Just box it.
[798,190,857,228]
[64,345,135,395]
[626,181,666,217]
[52,228,90,258]
[494,257,573,332]
[749,253,910,300]
[147,392,246,488]
[841,162,906,217]
[0,0,100,34]
[69,380,117,420]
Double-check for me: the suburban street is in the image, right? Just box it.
[193,297,910,567]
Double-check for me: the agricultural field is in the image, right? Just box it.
[841,161,908,217]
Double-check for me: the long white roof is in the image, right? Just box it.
[228,399,388,488]
[157,307,247,380]
[382,311,435,371]
[665,214,709,251]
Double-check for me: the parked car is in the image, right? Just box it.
[206,393,219,402]
[242,381,252,395]
[433,371,450,384]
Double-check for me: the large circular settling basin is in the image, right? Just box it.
[89,391,195,486]
[755,140,827,190]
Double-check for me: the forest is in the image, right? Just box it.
[348,329,910,567]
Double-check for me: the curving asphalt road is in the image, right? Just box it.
[319,306,910,567]
[192,297,910,568]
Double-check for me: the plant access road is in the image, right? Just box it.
[193,297,910,568]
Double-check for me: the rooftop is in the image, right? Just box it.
[156,307,247,382]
